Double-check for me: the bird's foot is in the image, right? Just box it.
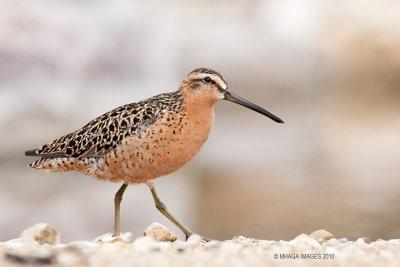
[95,232,133,243]
[185,233,213,242]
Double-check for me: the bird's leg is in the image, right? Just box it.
[113,182,128,237]
[146,181,194,240]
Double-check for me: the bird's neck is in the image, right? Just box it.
[182,91,215,119]
[180,92,216,140]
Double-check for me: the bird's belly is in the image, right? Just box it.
[93,113,214,183]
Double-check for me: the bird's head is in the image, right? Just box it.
[179,68,284,123]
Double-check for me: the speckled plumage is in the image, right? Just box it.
[26,69,223,184]
[29,91,183,160]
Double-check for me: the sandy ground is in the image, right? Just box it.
[0,223,399,267]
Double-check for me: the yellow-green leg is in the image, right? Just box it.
[113,183,128,237]
[146,181,195,239]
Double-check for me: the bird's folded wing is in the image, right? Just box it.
[25,104,159,159]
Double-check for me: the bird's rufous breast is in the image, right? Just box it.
[92,95,215,183]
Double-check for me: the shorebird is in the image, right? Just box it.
[25,68,283,240]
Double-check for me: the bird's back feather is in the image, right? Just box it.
[26,91,183,168]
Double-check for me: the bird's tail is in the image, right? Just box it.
[25,148,47,168]
[25,149,40,156]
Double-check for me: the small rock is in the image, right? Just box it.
[356,237,371,246]
[361,237,371,244]
[355,237,369,249]
[185,234,202,246]
[289,234,321,249]
[20,223,59,245]
[143,222,177,242]
[4,238,55,265]
[5,238,40,247]
[310,229,334,242]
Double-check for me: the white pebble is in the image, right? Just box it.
[20,223,60,245]
[186,234,202,246]
[310,229,334,242]
[143,222,177,242]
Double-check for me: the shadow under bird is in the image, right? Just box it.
[25,68,284,240]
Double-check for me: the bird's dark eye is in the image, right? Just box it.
[203,76,212,84]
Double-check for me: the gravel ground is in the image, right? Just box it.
[1,223,399,267]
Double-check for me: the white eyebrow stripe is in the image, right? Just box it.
[198,73,227,90]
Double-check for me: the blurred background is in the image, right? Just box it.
[0,0,399,242]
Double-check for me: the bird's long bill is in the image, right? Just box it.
[224,90,284,123]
